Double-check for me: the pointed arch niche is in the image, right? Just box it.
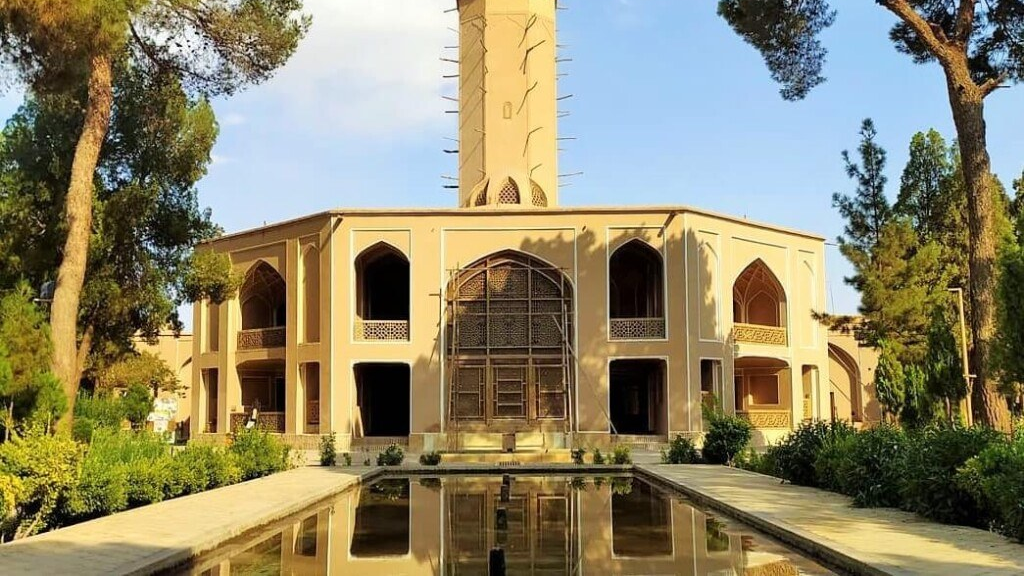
[608,239,666,340]
[354,242,410,341]
[238,261,287,350]
[732,259,788,347]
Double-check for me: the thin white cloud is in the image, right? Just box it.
[264,0,457,138]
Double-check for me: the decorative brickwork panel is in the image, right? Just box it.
[609,317,666,340]
[237,327,286,350]
[354,320,410,341]
[734,323,788,346]
[230,411,286,432]
[738,410,791,429]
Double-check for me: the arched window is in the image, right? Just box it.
[608,240,665,340]
[355,243,410,341]
[240,262,286,330]
[302,247,320,343]
[732,259,786,328]
[447,251,574,424]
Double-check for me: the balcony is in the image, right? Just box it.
[734,323,787,346]
[355,319,410,342]
[737,410,792,429]
[609,317,666,340]
[230,410,285,433]
[237,327,286,350]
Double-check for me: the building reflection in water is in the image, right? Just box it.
[185,476,833,576]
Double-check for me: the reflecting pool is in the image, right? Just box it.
[175,475,836,575]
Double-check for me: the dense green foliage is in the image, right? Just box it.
[661,435,700,464]
[319,432,336,467]
[0,286,66,433]
[756,422,1022,542]
[121,384,154,430]
[229,428,291,481]
[702,408,753,465]
[570,447,586,465]
[994,223,1024,399]
[956,435,1024,542]
[900,426,1003,526]
[769,420,856,487]
[376,444,404,467]
[0,425,285,540]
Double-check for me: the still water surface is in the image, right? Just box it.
[177,475,837,575]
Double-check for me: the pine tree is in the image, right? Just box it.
[875,339,905,423]
[833,119,892,254]
[718,0,1024,430]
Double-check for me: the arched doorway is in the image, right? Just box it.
[828,343,863,423]
[355,243,410,341]
[446,251,574,431]
[609,239,665,340]
[238,261,287,350]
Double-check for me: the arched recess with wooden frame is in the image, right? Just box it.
[445,250,575,433]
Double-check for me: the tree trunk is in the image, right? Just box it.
[944,66,1013,432]
[51,54,114,429]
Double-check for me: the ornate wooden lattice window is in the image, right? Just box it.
[447,252,573,425]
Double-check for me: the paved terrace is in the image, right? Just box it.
[638,464,1024,576]
[0,466,376,576]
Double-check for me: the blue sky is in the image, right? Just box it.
[7,0,1024,318]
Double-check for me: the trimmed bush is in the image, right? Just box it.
[72,392,125,442]
[813,433,855,493]
[0,428,81,538]
[900,425,1002,527]
[229,427,291,480]
[611,445,632,465]
[735,448,777,476]
[702,414,753,465]
[418,451,442,466]
[570,448,586,465]
[957,436,1024,542]
[770,420,855,486]
[661,435,700,464]
[592,448,606,465]
[319,433,337,467]
[377,444,404,466]
[169,444,241,496]
[836,425,908,508]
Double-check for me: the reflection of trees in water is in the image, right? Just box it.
[705,516,731,553]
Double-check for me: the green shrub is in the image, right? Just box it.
[956,436,1024,542]
[122,384,154,430]
[837,425,908,508]
[66,430,175,518]
[661,435,700,464]
[343,453,352,466]
[813,433,855,493]
[377,444,404,466]
[901,425,1002,526]
[611,445,632,465]
[418,451,442,466]
[0,427,81,538]
[319,433,337,467]
[169,443,240,496]
[702,414,753,465]
[735,448,777,476]
[771,420,855,486]
[229,427,291,480]
[592,448,606,465]
[73,392,125,441]
[570,448,586,465]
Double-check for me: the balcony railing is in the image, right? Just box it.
[609,317,666,340]
[237,327,286,350]
[734,323,787,346]
[737,410,792,429]
[230,410,285,433]
[355,319,410,342]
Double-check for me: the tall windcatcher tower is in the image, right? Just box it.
[457,0,559,209]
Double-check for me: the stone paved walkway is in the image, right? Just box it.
[0,466,377,576]
[638,464,1024,576]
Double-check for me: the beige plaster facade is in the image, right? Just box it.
[188,0,870,451]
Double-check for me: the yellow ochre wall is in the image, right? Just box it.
[190,207,830,450]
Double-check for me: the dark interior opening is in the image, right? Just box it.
[358,246,410,321]
[612,479,673,557]
[355,363,410,437]
[609,240,664,319]
[610,359,666,435]
[351,479,411,557]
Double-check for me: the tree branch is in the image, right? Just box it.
[954,0,978,45]
[878,0,953,63]
[980,72,1009,97]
